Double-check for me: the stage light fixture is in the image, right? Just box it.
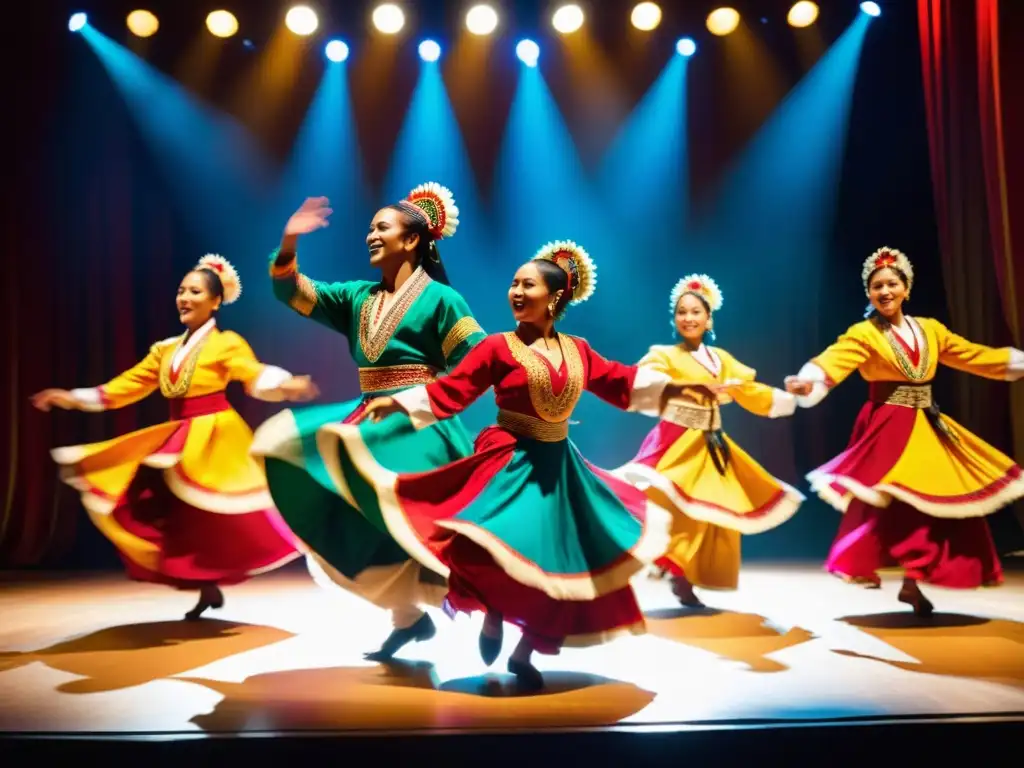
[860,1,881,16]
[787,2,819,27]
[676,37,696,57]
[325,39,349,62]
[285,5,319,36]
[206,10,239,38]
[706,7,740,36]
[631,3,662,31]
[68,12,87,32]
[126,10,159,37]
[418,39,441,62]
[551,4,584,34]
[466,4,499,36]
[516,39,540,67]
[372,3,406,34]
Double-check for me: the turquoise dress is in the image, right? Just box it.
[251,251,485,584]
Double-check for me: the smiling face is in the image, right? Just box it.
[674,293,710,344]
[868,266,908,319]
[176,271,221,329]
[365,207,421,269]
[509,262,562,325]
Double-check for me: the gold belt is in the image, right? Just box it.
[359,365,438,394]
[497,410,569,442]
[661,399,722,431]
[869,382,932,409]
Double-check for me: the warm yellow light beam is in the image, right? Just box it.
[787,2,820,28]
[206,10,238,38]
[707,7,740,36]
[126,10,159,38]
[552,4,585,35]
[631,3,662,32]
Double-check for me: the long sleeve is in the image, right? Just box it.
[216,332,293,401]
[72,343,166,411]
[795,324,872,408]
[928,318,1024,381]
[269,248,359,335]
[393,336,497,429]
[582,338,669,416]
[717,351,795,418]
[435,288,486,370]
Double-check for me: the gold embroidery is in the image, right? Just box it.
[877,317,930,381]
[160,334,212,399]
[442,316,483,360]
[869,382,932,409]
[359,365,438,394]
[289,274,318,317]
[503,331,584,422]
[661,399,722,430]
[358,270,431,363]
[497,409,569,442]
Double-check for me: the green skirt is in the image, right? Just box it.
[250,396,475,580]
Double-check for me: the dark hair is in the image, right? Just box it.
[192,268,225,310]
[863,265,909,320]
[673,291,716,343]
[531,259,573,319]
[387,203,450,285]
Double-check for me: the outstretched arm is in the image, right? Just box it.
[32,343,166,412]
[715,352,795,418]
[785,325,872,408]
[929,319,1024,381]
[216,332,319,403]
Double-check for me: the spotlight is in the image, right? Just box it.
[68,12,87,32]
[372,3,406,34]
[676,37,696,57]
[325,39,349,62]
[706,7,740,36]
[418,39,441,62]
[516,39,540,67]
[631,3,662,32]
[466,4,499,36]
[285,5,318,36]
[206,10,239,38]
[860,1,881,16]
[551,4,584,34]
[126,10,159,38]
[787,2,819,27]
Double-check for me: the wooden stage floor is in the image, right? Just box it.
[1,563,1022,758]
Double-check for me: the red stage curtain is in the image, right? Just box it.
[918,0,1024,533]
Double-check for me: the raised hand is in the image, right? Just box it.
[350,397,406,425]
[784,376,814,396]
[277,375,320,402]
[284,197,333,237]
[30,389,80,412]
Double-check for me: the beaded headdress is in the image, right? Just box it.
[670,273,723,315]
[533,240,597,305]
[398,182,460,241]
[196,254,241,305]
[861,247,914,296]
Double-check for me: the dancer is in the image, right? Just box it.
[329,240,702,689]
[250,184,486,660]
[785,247,1024,614]
[614,274,804,607]
[31,255,317,619]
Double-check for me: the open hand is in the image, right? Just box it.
[284,197,332,237]
[351,396,406,425]
[30,389,79,412]
[277,375,320,402]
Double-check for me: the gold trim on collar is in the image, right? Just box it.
[503,331,584,423]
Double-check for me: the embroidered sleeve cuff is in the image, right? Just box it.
[769,388,797,418]
[1007,348,1024,381]
[250,365,293,401]
[629,366,671,416]
[71,387,106,412]
[269,248,298,278]
[795,362,829,408]
[392,386,436,430]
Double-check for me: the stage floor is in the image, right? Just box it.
[1,564,1022,735]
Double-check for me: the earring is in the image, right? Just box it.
[547,304,556,317]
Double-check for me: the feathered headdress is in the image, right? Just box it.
[196,254,242,305]
[861,246,914,296]
[670,273,722,314]
[403,182,459,240]
[533,240,598,305]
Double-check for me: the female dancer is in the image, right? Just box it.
[31,255,317,619]
[328,241,701,689]
[614,274,804,607]
[785,247,1024,614]
[250,183,486,660]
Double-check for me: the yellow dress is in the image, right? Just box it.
[796,315,1024,587]
[615,343,804,589]
[53,320,301,587]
